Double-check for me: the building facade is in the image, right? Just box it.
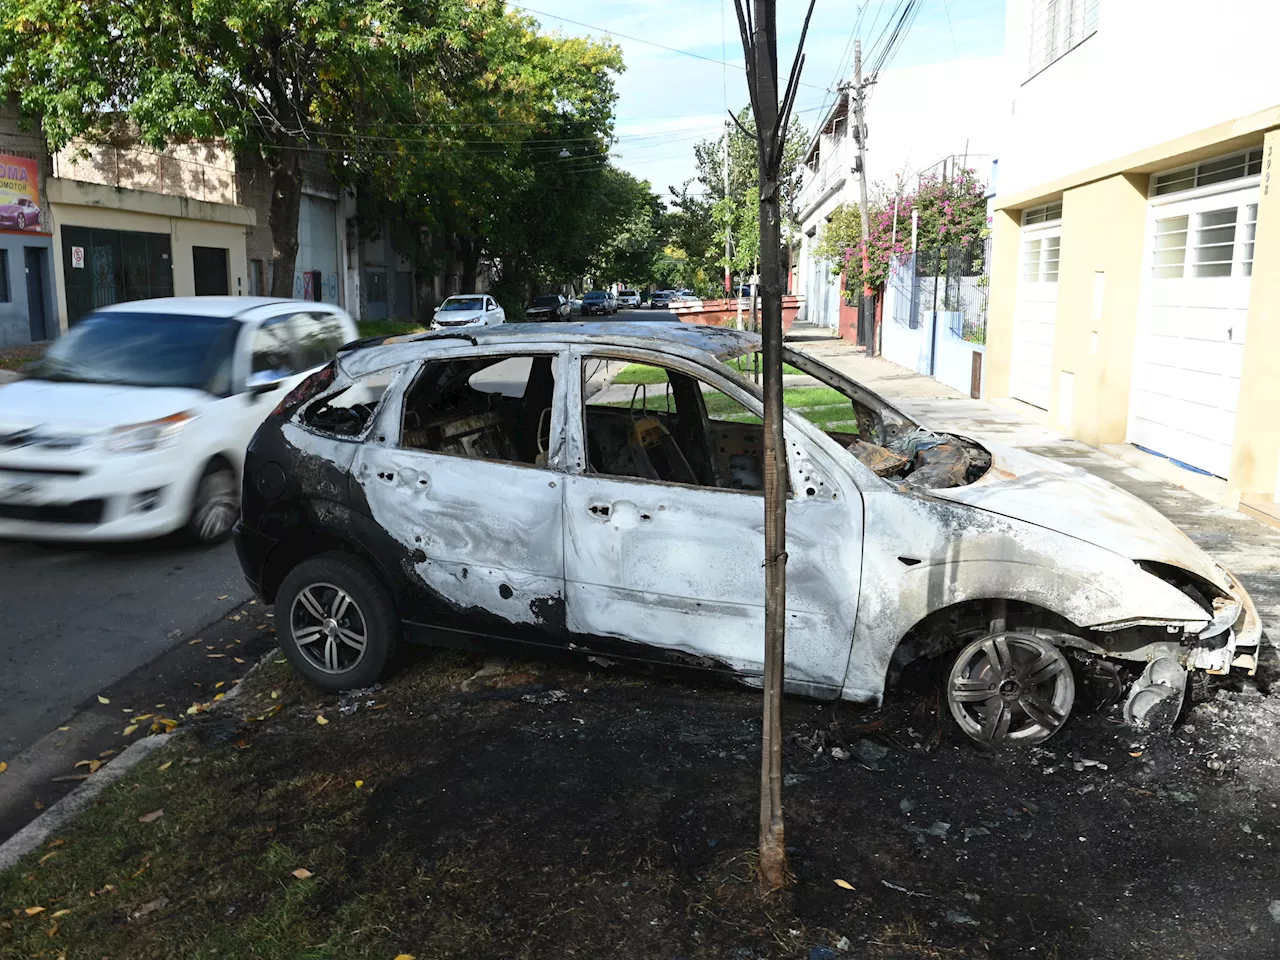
[795,92,854,333]
[0,103,56,347]
[986,0,1280,514]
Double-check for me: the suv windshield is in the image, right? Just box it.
[30,312,237,392]
[584,292,608,300]
[619,290,636,297]
[531,296,560,307]
[441,297,484,311]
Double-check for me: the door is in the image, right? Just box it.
[192,246,230,296]
[1010,222,1060,409]
[562,349,863,694]
[352,349,568,638]
[1127,184,1257,478]
[23,247,47,341]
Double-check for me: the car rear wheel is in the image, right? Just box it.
[15,213,25,230]
[945,632,1075,746]
[277,552,398,691]
[185,459,238,545]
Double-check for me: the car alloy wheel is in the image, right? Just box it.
[945,632,1075,746]
[15,213,24,230]
[290,582,369,675]
[189,462,238,544]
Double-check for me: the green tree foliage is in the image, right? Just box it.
[693,106,809,227]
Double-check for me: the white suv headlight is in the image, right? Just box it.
[104,412,194,454]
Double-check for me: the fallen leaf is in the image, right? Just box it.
[1129,751,1143,758]
[45,840,64,848]
[187,639,202,645]
[33,800,43,810]
[157,760,173,771]
[394,955,416,960]
[214,681,225,690]
[137,809,164,823]
[275,658,286,663]
[354,779,364,789]
[217,595,229,600]
[291,867,313,879]
[96,695,110,704]
[213,693,225,701]
[46,923,58,938]
[123,725,139,737]
[155,704,165,708]
[49,775,89,783]
[133,714,154,722]
[234,739,249,749]
[207,653,226,659]
[101,884,118,894]
[371,703,389,710]
[50,909,71,918]
[0,761,7,774]
[155,718,178,732]
[57,726,70,731]
[234,657,245,664]
[24,906,45,916]
[833,878,854,890]
[315,715,329,725]
[98,750,115,758]
[38,851,59,864]
[270,691,280,699]
[256,624,269,630]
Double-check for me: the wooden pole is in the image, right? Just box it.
[732,0,815,894]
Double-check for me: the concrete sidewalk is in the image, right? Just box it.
[790,338,1280,648]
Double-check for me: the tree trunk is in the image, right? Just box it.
[267,152,303,298]
[459,237,481,293]
[750,0,789,895]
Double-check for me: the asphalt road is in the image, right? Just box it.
[0,306,672,763]
[0,535,249,761]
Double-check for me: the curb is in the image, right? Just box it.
[0,648,274,875]
[0,734,173,873]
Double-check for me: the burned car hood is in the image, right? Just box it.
[0,379,207,430]
[927,441,1232,593]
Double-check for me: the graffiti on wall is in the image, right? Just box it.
[292,270,340,304]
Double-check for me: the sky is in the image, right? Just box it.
[512,0,1009,201]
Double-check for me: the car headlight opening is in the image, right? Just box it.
[104,412,194,453]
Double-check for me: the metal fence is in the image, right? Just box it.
[892,237,990,344]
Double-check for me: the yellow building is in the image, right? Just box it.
[986,0,1280,521]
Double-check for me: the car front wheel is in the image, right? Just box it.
[185,459,238,545]
[945,632,1075,747]
[277,552,399,691]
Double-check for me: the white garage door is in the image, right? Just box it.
[1128,154,1259,479]
[1009,205,1062,409]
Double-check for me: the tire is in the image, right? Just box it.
[276,552,399,691]
[185,458,238,545]
[15,213,24,230]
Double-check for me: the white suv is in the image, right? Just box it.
[615,289,641,308]
[0,297,357,544]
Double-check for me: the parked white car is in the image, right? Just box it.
[431,294,505,329]
[615,289,641,308]
[0,297,357,544]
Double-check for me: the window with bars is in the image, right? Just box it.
[1028,0,1100,78]
[1022,235,1061,282]
[1192,208,1237,278]
[1021,201,1063,226]
[1153,149,1263,197]
[1243,204,1258,277]
[1151,216,1189,279]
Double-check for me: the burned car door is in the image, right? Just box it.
[351,347,570,641]
[562,348,864,696]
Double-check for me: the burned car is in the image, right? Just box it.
[233,322,1260,746]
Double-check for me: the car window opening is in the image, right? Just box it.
[585,359,782,494]
[440,297,485,311]
[302,370,396,438]
[400,354,556,465]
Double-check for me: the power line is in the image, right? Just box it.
[509,3,828,91]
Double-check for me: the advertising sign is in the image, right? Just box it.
[0,153,45,234]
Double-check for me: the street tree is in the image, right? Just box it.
[0,0,484,296]
[693,106,809,228]
[732,0,816,892]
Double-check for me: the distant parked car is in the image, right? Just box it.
[616,289,641,308]
[431,294,505,329]
[649,290,674,310]
[525,294,571,321]
[581,291,616,316]
[0,196,40,231]
[0,297,357,544]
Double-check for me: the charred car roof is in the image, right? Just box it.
[337,321,759,376]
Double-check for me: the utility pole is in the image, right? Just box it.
[852,39,876,356]
[733,0,815,893]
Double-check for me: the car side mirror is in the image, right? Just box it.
[246,369,290,398]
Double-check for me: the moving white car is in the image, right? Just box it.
[431,294,505,329]
[615,289,641,308]
[0,297,357,544]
